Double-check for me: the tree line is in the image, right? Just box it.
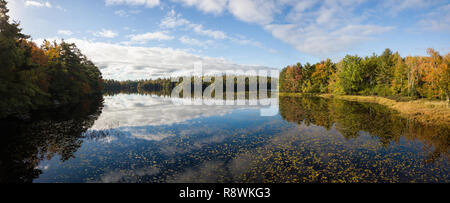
[103,79,175,95]
[0,0,103,118]
[104,75,276,96]
[279,48,450,101]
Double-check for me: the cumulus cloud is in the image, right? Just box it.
[159,1,396,56]
[35,38,273,80]
[179,36,214,48]
[172,0,228,14]
[128,31,174,43]
[105,0,160,8]
[168,0,279,25]
[114,9,141,17]
[93,29,118,38]
[160,10,228,40]
[188,24,228,39]
[90,94,277,130]
[169,0,279,25]
[265,23,394,57]
[227,0,278,25]
[159,9,273,52]
[159,10,190,28]
[418,3,450,32]
[106,0,444,56]
[57,30,73,36]
[25,0,52,8]
[262,0,395,57]
[114,10,127,17]
[382,0,434,16]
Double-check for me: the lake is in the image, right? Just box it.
[0,93,448,183]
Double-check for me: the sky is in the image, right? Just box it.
[5,0,450,80]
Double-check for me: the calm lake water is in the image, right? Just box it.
[0,93,448,183]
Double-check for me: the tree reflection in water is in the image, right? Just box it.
[149,96,449,183]
[0,94,448,183]
[0,96,104,183]
[279,96,449,164]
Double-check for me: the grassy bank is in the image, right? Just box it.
[280,92,450,126]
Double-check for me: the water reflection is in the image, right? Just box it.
[91,94,277,129]
[0,94,448,183]
[0,97,103,183]
[279,96,449,163]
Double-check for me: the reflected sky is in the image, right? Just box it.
[89,94,278,141]
[24,94,449,183]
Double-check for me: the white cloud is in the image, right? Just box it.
[383,0,433,16]
[418,4,450,32]
[227,0,278,25]
[162,0,394,56]
[128,31,174,43]
[57,30,73,36]
[170,0,279,24]
[55,5,67,12]
[114,9,141,17]
[25,1,52,8]
[93,29,118,38]
[105,0,160,8]
[179,36,214,48]
[172,0,228,14]
[260,0,395,57]
[159,10,191,28]
[231,36,278,53]
[90,94,276,129]
[159,9,275,53]
[35,38,272,80]
[188,24,227,39]
[105,0,444,57]
[160,10,227,40]
[114,10,128,17]
[265,23,394,57]
[166,0,281,25]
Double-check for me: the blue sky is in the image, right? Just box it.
[6,0,450,80]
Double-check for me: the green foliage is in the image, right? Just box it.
[104,75,276,96]
[335,55,366,94]
[43,41,103,104]
[376,48,395,86]
[279,48,450,100]
[104,79,174,95]
[391,53,409,95]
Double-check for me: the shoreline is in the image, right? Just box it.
[279,92,450,126]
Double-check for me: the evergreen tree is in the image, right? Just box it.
[0,1,103,118]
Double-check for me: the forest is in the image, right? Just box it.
[103,79,175,95]
[103,76,276,96]
[279,48,450,101]
[0,0,103,118]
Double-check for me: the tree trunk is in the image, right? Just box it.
[446,91,449,108]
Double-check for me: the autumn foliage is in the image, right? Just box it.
[0,0,103,118]
[280,48,450,101]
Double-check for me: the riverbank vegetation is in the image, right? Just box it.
[318,94,450,126]
[279,48,450,101]
[103,79,175,95]
[103,76,276,95]
[279,48,449,125]
[0,1,103,118]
